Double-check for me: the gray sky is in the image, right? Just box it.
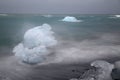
[0,0,120,14]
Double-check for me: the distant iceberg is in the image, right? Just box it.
[42,15,52,18]
[115,15,120,18]
[0,14,8,16]
[109,15,120,18]
[61,16,82,22]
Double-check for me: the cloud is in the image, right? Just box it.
[60,16,82,22]
[0,0,120,14]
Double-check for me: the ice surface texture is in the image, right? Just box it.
[13,24,57,64]
[61,16,82,22]
[70,60,114,80]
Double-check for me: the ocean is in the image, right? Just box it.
[0,14,120,80]
[0,14,120,47]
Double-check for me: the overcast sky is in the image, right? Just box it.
[0,0,120,14]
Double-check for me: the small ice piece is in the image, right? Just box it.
[61,16,82,22]
[42,15,52,18]
[115,15,120,18]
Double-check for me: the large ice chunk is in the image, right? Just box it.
[70,60,114,80]
[13,24,57,64]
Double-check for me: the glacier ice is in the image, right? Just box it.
[90,60,114,80]
[114,61,120,69]
[111,61,120,80]
[70,60,114,80]
[61,16,82,22]
[13,24,57,64]
[115,15,120,18]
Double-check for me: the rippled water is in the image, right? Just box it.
[0,14,120,80]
